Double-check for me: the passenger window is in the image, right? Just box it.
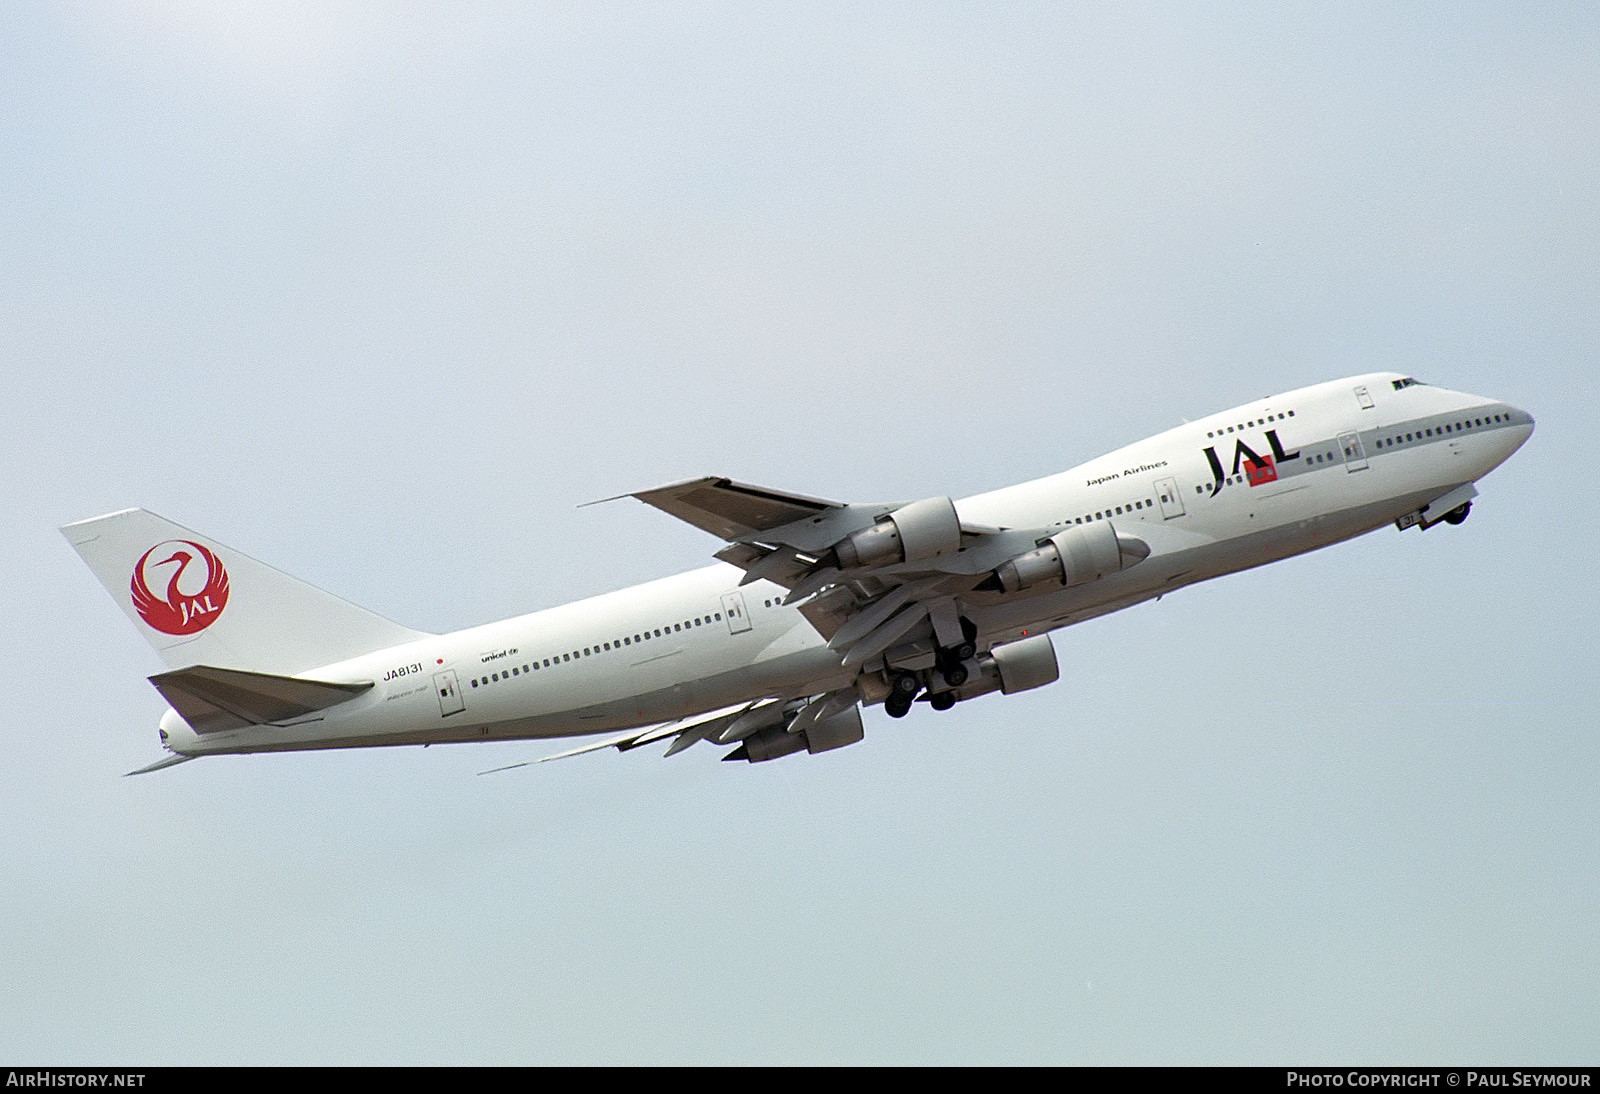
[470,679,478,688]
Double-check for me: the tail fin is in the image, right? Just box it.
[62,508,430,675]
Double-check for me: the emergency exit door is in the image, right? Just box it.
[721,591,752,634]
[1155,477,1186,519]
[1339,431,1369,472]
[434,670,465,717]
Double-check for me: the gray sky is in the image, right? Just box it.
[3,2,1596,1063]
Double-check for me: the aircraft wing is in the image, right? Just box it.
[625,477,847,542]
[626,475,1150,670]
[627,476,1030,665]
[476,700,778,772]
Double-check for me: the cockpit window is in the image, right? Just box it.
[1392,377,1426,391]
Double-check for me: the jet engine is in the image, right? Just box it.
[931,634,1060,705]
[725,705,866,763]
[990,521,1149,594]
[833,496,962,570]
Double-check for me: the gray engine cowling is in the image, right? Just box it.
[992,521,1149,594]
[943,634,1061,702]
[731,705,866,763]
[834,496,962,570]
[989,634,1060,694]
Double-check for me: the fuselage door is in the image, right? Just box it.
[721,590,752,634]
[1339,431,1369,472]
[1154,476,1186,519]
[434,670,465,717]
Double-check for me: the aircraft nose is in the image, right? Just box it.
[1507,403,1535,445]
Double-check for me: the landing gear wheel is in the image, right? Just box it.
[951,641,976,662]
[885,672,919,718]
[941,664,968,688]
[1443,502,1471,526]
[929,692,956,712]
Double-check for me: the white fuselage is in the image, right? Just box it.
[159,372,1534,757]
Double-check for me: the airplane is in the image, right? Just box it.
[64,372,1533,775]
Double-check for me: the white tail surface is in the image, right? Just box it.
[62,509,430,675]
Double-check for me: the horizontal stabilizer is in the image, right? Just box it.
[150,665,372,735]
[124,754,197,776]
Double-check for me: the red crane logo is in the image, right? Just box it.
[130,540,230,635]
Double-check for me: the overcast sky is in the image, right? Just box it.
[3,2,1596,1063]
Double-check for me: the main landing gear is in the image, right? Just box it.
[937,641,975,688]
[1442,501,1471,526]
[885,672,920,718]
[884,619,977,719]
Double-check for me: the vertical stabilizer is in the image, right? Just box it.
[62,509,429,675]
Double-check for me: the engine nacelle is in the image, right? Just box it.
[733,705,866,763]
[989,634,1060,694]
[940,634,1061,702]
[834,496,962,570]
[992,521,1149,593]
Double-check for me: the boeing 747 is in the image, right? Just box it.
[64,373,1532,773]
